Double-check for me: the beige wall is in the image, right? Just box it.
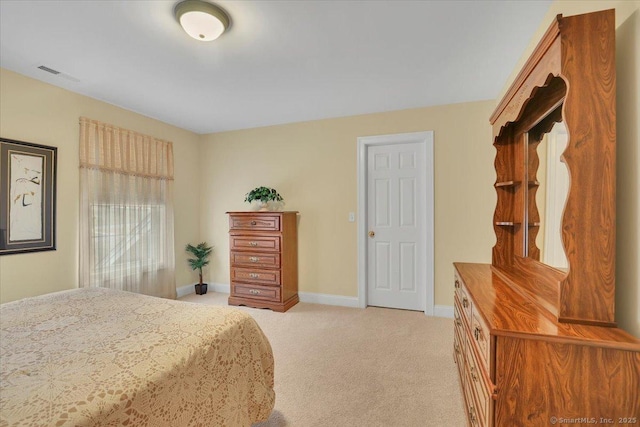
[0,69,201,303]
[0,64,495,309]
[499,1,640,336]
[200,100,496,307]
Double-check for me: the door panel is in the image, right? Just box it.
[400,177,416,227]
[375,242,391,290]
[367,141,426,311]
[400,242,416,291]
[375,178,391,227]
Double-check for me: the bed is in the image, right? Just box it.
[0,287,275,426]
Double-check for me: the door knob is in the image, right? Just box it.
[368,230,375,238]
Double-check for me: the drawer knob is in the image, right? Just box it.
[455,280,460,289]
[474,326,481,341]
[249,273,259,279]
[249,289,261,295]
[249,241,258,246]
[469,406,477,424]
[455,318,462,327]
[470,366,479,382]
[454,343,460,354]
[462,298,469,308]
[249,256,259,262]
[250,220,257,225]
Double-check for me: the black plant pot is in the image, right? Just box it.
[195,283,208,295]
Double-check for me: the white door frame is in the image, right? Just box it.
[357,131,434,315]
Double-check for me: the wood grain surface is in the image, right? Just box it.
[454,263,639,349]
[557,9,617,325]
[495,336,639,426]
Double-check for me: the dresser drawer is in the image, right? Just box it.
[454,297,465,332]
[231,267,281,286]
[230,235,280,252]
[454,272,464,300]
[454,318,465,373]
[232,283,281,302]
[231,252,281,269]
[461,368,481,427]
[229,215,280,231]
[458,281,472,324]
[471,311,491,372]
[465,367,490,427]
[465,333,492,427]
[453,332,466,398]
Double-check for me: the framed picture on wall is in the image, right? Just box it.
[0,138,57,255]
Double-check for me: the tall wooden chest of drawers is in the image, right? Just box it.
[227,211,299,312]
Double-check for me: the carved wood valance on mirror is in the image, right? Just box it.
[489,9,616,327]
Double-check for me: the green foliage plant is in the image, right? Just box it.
[244,186,283,204]
[185,242,213,286]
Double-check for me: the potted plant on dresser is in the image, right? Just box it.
[244,186,283,211]
[185,242,213,295]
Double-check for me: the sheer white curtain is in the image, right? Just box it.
[79,117,176,299]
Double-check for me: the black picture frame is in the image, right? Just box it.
[0,138,57,255]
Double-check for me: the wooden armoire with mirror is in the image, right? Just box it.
[453,9,640,426]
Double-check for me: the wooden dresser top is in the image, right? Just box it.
[454,262,640,352]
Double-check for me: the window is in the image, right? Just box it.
[79,118,176,298]
[91,203,166,277]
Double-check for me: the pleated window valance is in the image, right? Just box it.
[79,117,174,180]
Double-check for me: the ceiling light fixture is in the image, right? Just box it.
[174,0,229,42]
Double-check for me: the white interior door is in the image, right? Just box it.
[364,137,429,311]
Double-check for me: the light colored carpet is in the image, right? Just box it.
[180,292,467,427]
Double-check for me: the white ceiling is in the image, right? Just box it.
[0,0,552,134]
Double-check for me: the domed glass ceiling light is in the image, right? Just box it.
[174,0,229,41]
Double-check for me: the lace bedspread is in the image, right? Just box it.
[0,288,275,426]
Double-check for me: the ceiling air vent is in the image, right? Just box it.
[36,65,80,82]
[37,65,61,75]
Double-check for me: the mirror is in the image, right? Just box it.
[522,99,569,271]
[534,121,569,269]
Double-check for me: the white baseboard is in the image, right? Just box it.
[433,304,454,318]
[176,284,194,298]
[178,284,359,308]
[298,291,360,308]
[209,283,231,293]
[178,284,448,315]
[176,282,230,298]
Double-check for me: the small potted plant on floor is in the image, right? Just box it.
[185,242,213,295]
[244,186,284,211]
